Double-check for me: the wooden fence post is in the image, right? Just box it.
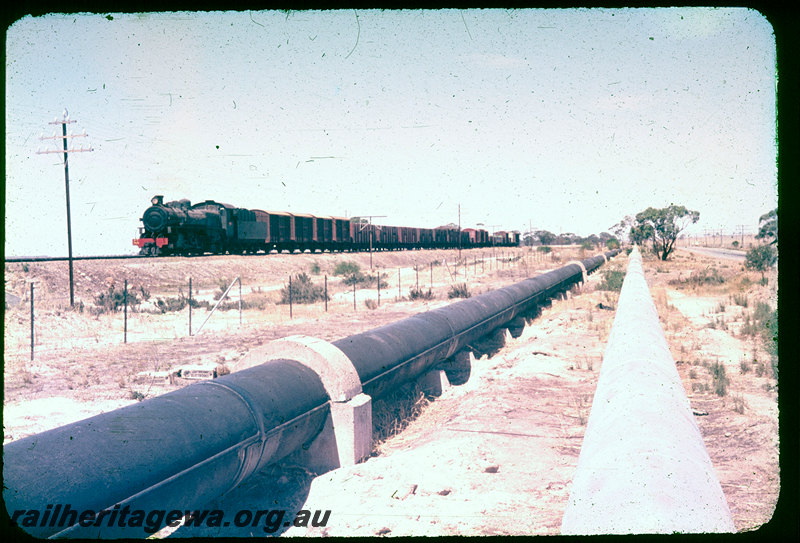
[188,277,192,336]
[124,279,128,344]
[30,283,34,361]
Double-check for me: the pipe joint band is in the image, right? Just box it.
[199,379,268,489]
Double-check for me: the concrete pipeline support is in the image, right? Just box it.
[561,247,735,535]
[4,251,618,538]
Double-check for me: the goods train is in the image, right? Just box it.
[133,195,520,256]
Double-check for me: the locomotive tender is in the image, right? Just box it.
[134,195,520,256]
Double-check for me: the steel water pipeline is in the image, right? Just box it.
[583,249,620,275]
[3,360,330,538]
[4,251,617,538]
[334,251,618,399]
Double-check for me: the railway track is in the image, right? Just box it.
[5,254,149,263]
[4,246,523,264]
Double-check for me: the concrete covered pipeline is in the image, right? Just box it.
[4,250,618,538]
[560,247,735,535]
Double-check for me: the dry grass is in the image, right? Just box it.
[371,383,432,454]
[570,393,593,426]
[731,393,747,414]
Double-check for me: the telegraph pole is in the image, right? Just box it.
[529,219,533,251]
[353,214,386,269]
[489,224,500,247]
[736,224,747,248]
[458,203,461,261]
[37,110,93,306]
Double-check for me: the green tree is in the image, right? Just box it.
[745,244,777,280]
[535,230,556,245]
[584,234,601,248]
[522,231,536,247]
[610,215,634,243]
[629,222,654,247]
[557,232,580,245]
[755,209,777,245]
[631,205,700,260]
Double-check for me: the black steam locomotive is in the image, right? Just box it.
[134,195,520,256]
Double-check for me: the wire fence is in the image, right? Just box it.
[6,247,580,362]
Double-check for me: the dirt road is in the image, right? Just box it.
[682,246,747,261]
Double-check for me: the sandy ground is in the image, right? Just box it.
[173,289,610,537]
[3,246,780,536]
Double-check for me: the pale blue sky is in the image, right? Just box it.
[5,8,777,256]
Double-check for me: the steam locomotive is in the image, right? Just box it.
[133,195,520,256]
